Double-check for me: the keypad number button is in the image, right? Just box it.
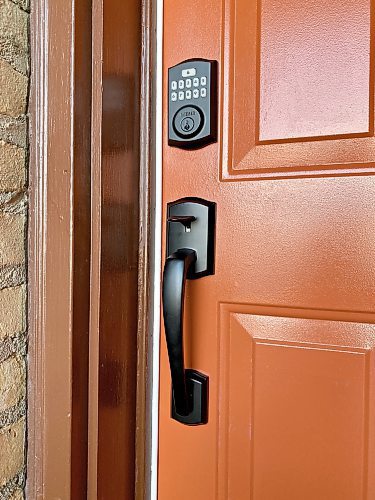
[185,79,192,88]
[178,80,184,89]
[178,91,185,100]
[171,81,177,90]
[185,90,192,99]
[171,92,177,102]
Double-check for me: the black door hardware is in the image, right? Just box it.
[168,59,218,149]
[162,198,216,425]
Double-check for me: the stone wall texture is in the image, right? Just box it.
[0,0,29,497]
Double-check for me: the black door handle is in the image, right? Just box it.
[162,248,197,417]
[162,198,215,425]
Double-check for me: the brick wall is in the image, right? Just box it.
[0,0,29,498]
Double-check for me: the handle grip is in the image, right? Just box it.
[162,248,196,416]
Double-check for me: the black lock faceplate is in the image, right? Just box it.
[168,59,217,149]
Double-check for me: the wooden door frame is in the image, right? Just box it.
[88,0,157,498]
[28,0,156,497]
[28,0,93,497]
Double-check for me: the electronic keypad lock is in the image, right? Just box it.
[168,59,217,149]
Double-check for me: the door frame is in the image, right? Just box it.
[28,0,93,497]
[133,0,164,496]
[87,0,158,497]
[148,0,164,496]
[28,0,160,497]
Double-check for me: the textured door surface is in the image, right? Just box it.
[159,0,375,498]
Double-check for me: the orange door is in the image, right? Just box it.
[158,0,375,498]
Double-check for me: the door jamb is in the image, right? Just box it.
[134,0,163,497]
[148,0,164,496]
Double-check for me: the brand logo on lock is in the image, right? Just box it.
[181,109,196,118]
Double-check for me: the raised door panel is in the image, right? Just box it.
[218,305,375,500]
[221,0,375,179]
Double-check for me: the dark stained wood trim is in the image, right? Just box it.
[29,0,152,497]
[87,0,103,496]
[88,0,145,497]
[135,0,156,496]
[28,0,92,497]
[70,0,92,497]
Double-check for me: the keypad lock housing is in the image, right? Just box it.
[168,59,217,149]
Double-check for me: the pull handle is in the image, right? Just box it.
[163,197,215,425]
[162,246,208,425]
[162,248,196,416]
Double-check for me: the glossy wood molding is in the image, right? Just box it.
[135,0,157,497]
[88,0,146,498]
[28,0,92,498]
[30,0,151,497]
